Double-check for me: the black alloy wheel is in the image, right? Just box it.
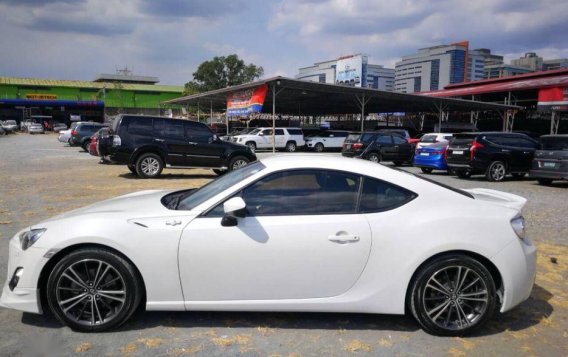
[46,248,142,332]
[410,254,497,336]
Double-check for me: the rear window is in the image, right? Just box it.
[540,136,568,150]
[346,134,361,141]
[420,135,438,143]
[451,134,476,146]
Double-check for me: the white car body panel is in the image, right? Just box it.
[58,129,72,143]
[234,127,305,149]
[1,155,536,319]
[305,133,347,150]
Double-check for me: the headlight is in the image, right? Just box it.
[19,228,46,250]
[510,216,526,240]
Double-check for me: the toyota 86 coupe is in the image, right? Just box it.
[0,155,536,336]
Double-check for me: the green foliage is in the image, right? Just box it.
[184,54,264,94]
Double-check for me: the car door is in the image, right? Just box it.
[178,169,372,302]
[375,135,394,159]
[184,121,224,167]
[509,136,537,171]
[275,129,286,148]
[153,118,191,166]
[392,135,412,160]
[257,129,272,149]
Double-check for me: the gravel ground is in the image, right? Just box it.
[0,133,566,357]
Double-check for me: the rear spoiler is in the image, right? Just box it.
[463,188,527,211]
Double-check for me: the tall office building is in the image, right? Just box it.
[394,41,484,93]
[296,54,395,91]
[511,52,544,71]
[543,58,568,71]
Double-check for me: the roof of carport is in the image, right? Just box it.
[163,76,520,115]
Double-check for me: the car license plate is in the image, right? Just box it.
[419,152,429,156]
[345,144,351,149]
[453,150,464,155]
[543,162,556,168]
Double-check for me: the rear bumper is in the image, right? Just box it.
[413,155,447,170]
[529,169,568,180]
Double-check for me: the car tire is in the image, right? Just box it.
[213,169,227,176]
[314,143,324,152]
[393,160,404,166]
[367,152,381,163]
[537,178,553,185]
[486,161,507,182]
[228,156,250,171]
[82,140,91,152]
[455,170,471,179]
[135,153,164,179]
[127,165,137,174]
[421,167,433,174]
[409,254,497,336]
[285,141,297,152]
[46,248,143,332]
[246,141,256,153]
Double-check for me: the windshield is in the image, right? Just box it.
[540,137,568,150]
[246,128,261,135]
[420,135,438,143]
[176,161,266,210]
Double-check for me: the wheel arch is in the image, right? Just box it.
[129,146,166,166]
[404,249,503,315]
[37,242,147,315]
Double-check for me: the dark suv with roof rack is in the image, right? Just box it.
[99,115,256,178]
[446,132,538,181]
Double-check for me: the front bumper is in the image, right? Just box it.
[0,234,47,314]
[491,237,537,313]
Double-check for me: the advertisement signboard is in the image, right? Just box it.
[227,84,268,117]
[538,87,568,111]
[335,55,368,87]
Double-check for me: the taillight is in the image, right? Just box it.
[71,129,77,135]
[470,140,484,161]
[443,146,448,161]
[352,143,363,150]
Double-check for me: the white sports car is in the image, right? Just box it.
[0,155,536,335]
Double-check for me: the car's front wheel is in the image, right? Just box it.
[135,153,164,179]
[228,156,250,171]
[46,248,143,332]
[409,254,497,336]
[486,161,507,182]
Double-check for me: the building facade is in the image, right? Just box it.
[296,55,394,91]
[511,52,544,71]
[394,42,484,93]
[484,64,532,79]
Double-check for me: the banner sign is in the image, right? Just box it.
[26,93,57,100]
[538,87,568,111]
[335,55,368,88]
[227,84,268,117]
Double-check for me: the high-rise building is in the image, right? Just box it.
[511,52,544,71]
[484,64,532,79]
[394,41,484,93]
[543,58,568,71]
[296,54,395,91]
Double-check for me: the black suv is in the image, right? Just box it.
[446,132,538,181]
[100,115,257,178]
[529,134,568,185]
[342,131,413,165]
[71,122,108,151]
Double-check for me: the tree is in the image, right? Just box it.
[184,54,264,93]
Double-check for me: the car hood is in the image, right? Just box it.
[40,190,175,223]
[463,188,527,211]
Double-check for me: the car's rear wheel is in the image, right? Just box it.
[246,141,256,153]
[537,178,553,185]
[228,156,250,171]
[421,167,433,174]
[285,141,297,152]
[82,140,91,152]
[314,143,324,152]
[367,152,381,163]
[136,153,163,179]
[486,161,507,182]
[455,170,471,179]
[410,254,497,336]
[46,248,142,332]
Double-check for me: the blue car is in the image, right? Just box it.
[413,142,449,173]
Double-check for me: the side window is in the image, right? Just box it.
[186,122,213,143]
[515,137,538,149]
[242,170,360,216]
[361,133,375,143]
[127,119,153,136]
[275,129,285,135]
[287,128,302,135]
[359,177,416,213]
[163,120,184,140]
[153,118,165,136]
[392,136,407,144]
[485,136,505,146]
[443,136,453,141]
[376,135,392,145]
[261,129,272,136]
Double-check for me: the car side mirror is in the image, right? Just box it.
[258,132,264,136]
[221,197,247,227]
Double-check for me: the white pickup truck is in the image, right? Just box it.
[232,127,305,152]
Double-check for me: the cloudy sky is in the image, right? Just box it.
[0,0,567,86]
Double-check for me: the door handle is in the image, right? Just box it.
[154,138,165,142]
[328,234,359,243]
[188,142,198,146]
[166,220,182,226]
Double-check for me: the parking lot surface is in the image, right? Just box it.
[0,133,567,357]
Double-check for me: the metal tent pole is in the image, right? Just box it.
[272,84,276,153]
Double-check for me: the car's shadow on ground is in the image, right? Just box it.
[118,173,217,180]
[21,284,554,336]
